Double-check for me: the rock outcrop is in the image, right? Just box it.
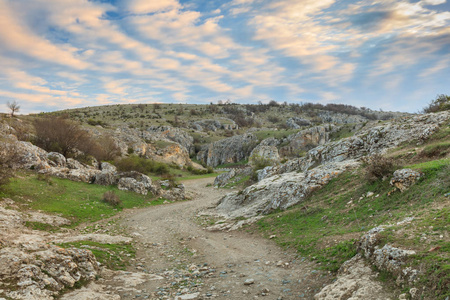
[216,160,360,218]
[191,119,238,131]
[213,167,252,188]
[318,111,368,124]
[117,172,154,195]
[390,169,423,192]
[248,139,280,166]
[145,126,194,155]
[0,201,99,300]
[314,254,393,300]
[357,220,419,285]
[279,125,334,157]
[285,117,311,129]
[261,111,450,180]
[197,133,258,167]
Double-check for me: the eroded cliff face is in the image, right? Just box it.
[197,133,258,167]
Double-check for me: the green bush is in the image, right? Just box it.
[422,94,450,113]
[115,155,170,176]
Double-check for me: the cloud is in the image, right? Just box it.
[126,0,180,14]
[0,0,89,69]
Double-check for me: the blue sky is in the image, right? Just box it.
[0,0,449,114]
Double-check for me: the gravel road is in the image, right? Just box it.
[113,177,331,299]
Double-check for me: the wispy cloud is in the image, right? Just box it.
[0,0,449,113]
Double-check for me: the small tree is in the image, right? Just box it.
[7,100,20,117]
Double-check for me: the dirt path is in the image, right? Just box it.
[105,178,332,299]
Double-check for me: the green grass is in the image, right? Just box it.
[0,171,165,227]
[421,141,450,158]
[177,172,221,182]
[329,124,357,141]
[57,241,135,270]
[255,158,450,285]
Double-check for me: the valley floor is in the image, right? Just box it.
[64,177,395,300]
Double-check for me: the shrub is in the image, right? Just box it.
[33,117,94,157]
[115,155,170,176]
[91,135,121,161]
[364,154,396,182]
[422,94,450,113]
[102,191,121,206]
[267,115,281,123]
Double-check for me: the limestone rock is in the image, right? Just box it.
[145,125,194,155]
[314,254,392,300]
[261,111,450,180]
[14,141,51,170]
[318,111,368,124]
[1,245,99,300]
[191,119,238,132]
[117,172,153,195]
[216,160,360,218]
[47,152,66,167]
[285,117,311,129]
[249,144,280,166]
[390,169,422,192]
[358,220,419,285]
[197,133,257,167]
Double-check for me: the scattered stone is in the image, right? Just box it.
[244,278,255,285]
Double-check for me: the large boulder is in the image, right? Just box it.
[248,145,280,166]
[216,160,359,218]
[117,172,153,195]
[197,133,257,167]
[14,141,51,170]
[279,125,334,158]
[390,169,422,192]
[47,152,66,168]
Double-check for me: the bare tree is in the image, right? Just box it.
[7,100,20,117]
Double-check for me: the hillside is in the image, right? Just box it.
[0,103,448,299]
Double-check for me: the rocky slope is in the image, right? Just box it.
[215,111,449,218]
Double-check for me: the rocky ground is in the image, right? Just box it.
[85,177,334,299]
[60,177,399,300]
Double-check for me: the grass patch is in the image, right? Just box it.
[57,241,135,270]
[255,157,449,283]
[0,171,164,227]
[24,221,60,232]
[329,124,356,141]
[421,141,450,158]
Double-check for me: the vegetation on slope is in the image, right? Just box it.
[254,123,450,298]
[0,171,167,227]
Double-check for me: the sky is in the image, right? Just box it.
[0,0,449,114]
